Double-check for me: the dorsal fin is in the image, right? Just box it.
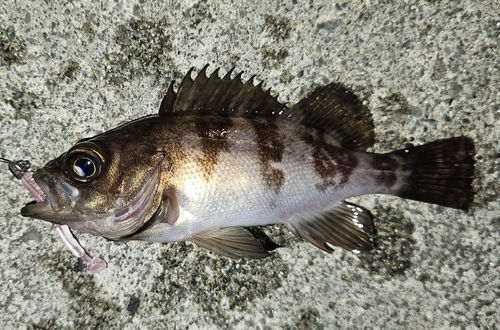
[283,83,375,150]
[159,65,375,151]
[159,64,287,117]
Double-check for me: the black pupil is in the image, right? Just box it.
[73,158,95,177]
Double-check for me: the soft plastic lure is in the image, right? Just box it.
[1,157,107,274]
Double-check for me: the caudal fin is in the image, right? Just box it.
[392,136,475,210]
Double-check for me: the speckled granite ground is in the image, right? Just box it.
[0,0,498,329]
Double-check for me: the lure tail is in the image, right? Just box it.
[392,136,475,210]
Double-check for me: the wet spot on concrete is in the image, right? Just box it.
[42,250,121,328]
[105,18,172,85]
[9,90,40,122]
[0,25,26,67]
[59,60,80,82]
[151,242,290,328]
[357,204,416,277]
[261,48,289,69]
[290,307,322,330]
[183,2,215,27]
[264,15,291,40]
[378,91,418,118]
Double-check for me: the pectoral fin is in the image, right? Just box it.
[287,202,375,252]
[191,227,271,259]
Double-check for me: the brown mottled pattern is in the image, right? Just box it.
[195,116,233,181]
[302,132,359,192]
[248,118,285,194]
[370,154,398,187]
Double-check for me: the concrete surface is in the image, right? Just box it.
[0,0,499,329]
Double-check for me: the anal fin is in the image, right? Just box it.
[191,227,271,259]
[287,202,375,253]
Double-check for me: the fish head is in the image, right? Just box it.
[21,138,165,239]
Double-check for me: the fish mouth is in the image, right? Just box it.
[21,171,47,204]
[21,170,78,218]
[20,171,51,216]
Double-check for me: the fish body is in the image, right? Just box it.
[21,66,475,258]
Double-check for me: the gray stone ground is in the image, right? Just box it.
[0,0,498,329]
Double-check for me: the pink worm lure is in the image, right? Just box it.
[2,158,107,274]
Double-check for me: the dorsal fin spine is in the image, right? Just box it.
[196,67,221,111]
[229,76,256,110]
[204,68,233,111]
[173,67,195,111]
[189,65,211,111]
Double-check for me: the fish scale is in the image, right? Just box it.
[17,65,475,267]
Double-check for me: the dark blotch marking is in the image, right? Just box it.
[249,119,285,193]
[371,154,399,187]
[302,132,359,191]
[195,116,233,181]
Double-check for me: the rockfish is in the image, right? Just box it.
[20,65,475,259]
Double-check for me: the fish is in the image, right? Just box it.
[19,65,475,260]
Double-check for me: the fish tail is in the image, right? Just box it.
[391,136,475,210]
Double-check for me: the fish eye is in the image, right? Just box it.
[63,142,106,182]
[73,157,96,177]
